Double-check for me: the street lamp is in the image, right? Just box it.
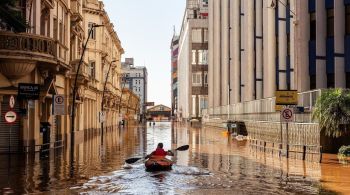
[118,74,129,126]
[70,24,103,149]
[101,59,117,133]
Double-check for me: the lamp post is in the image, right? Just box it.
[70,24,103,149]
[118,74,129,126]
[101,59,117,133]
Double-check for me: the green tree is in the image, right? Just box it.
[312,89,350,138]
[0,0,27,32]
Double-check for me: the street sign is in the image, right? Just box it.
[281,108,293,122]
[275,90,298,105]
[53,95,66,115]
[18,83,40,100]
[99,111,106,123]
[9,95,15,109]
[5,111,17,124]
[144,102,155,107]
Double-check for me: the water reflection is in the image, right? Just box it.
[0,122,344,194]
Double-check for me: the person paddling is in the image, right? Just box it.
[146,143,174,158]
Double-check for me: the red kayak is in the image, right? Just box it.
[145,156,173,172]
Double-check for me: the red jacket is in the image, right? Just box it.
[153,148,167,156]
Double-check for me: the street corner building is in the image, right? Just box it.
[0,0,139,153]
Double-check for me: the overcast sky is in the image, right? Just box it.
[103,0,186,107]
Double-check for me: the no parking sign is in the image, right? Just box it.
[53,95,66,115]
[281,108,293,123]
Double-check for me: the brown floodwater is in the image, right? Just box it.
[0,122,347,194]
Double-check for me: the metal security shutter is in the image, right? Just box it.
[0,96,20,153]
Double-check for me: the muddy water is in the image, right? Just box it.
[0,122,345,194]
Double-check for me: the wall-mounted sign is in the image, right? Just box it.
[53,95,66,115]
[144,102,155,107]
[18,83,40,100]
[275,90,298,105]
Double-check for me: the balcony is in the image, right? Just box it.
[71,0,83,22]
[0,32,56,80]
[70,59,91,86]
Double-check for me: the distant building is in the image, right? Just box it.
[177,0,209,120]
[121,58,148,116]
[147,105,172,121]
[170,32,179,119]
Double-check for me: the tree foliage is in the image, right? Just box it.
[312,89,350,138]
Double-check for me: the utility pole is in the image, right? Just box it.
[101,59,117,133]
[70,24,103,151]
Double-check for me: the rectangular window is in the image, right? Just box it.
[59,22,63,43]
[88,22,96,40]
[53,18,58,40]
[192,95,196,116]
[204,72,208,86]
[203,29,208,42]
[197,50,208,65]
[192,72,202,86]
[310,13,316,40]
[327,9,334,37]
[90,61,96,79]
[192,50,197,64]
[346,6,350,35]
[192,29,202,43]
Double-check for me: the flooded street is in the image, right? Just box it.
[0,122,348,194]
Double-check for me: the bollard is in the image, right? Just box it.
[319,146,323,163]
[302,145,307,161]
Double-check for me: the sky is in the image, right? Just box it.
[103,0,186,107]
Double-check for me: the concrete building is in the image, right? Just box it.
[0,0,138,153]
[207,0,350,110]
[178,0,209,120]
[204,0,350,152]
[121,58,148,117]
[170,33,179,118]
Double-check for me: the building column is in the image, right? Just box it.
[278,0,288,90]
[221,0,229,105]
[290,0,296,90]
[255,0,263,99]
[213,0,221,107]
[208,0,214,109]
[316,0,327,88]
[240,0,246,102]
[295,0,310,92]
[334,0,346,88]
[231,0,240,104]
[264,0,276,98]
[245,0,255,101]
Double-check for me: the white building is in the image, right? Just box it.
[122,58,148,115]
[207,0,350,113]
[178,0,209,120]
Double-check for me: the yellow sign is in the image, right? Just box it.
[275,90,298,105]
[275,105,284,111]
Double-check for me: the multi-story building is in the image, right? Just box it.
[207,0,350,110]
[170,33,179,118]
[177,0,209,120]
[121,58,148,117]
[0,0,138,153]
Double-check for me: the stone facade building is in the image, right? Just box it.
[170,33,179,119]
[0,0,139,153]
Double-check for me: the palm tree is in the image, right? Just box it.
[312,88,350,138]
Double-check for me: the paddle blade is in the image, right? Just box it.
[176,145,189,151]
[125,157,142,164]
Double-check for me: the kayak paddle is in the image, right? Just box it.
[125,145,190,164]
